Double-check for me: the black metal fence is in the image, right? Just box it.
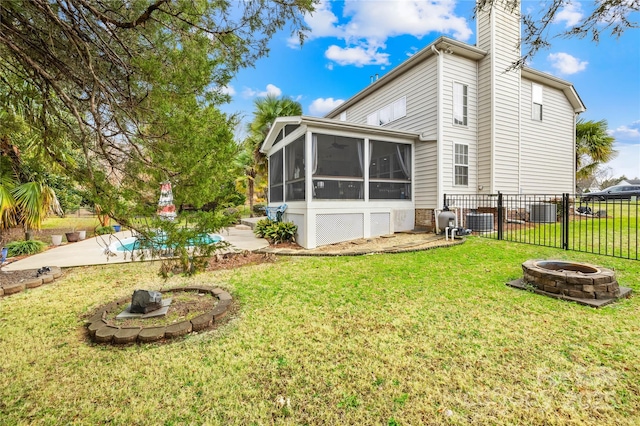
[442,193,639,261]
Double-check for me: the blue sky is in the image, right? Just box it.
[221,0,640,180]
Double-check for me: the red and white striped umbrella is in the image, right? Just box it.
[157,181,177,221]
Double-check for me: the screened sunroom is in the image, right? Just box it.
[260,116,418,249]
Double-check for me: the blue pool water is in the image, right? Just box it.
[115,234,223,252]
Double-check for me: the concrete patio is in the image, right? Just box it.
[2,226,268,271]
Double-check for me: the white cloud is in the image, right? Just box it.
[219,85,235,96]
[606,121,640,178]
[260,84,282,97]
[294,0,472,67]
[241,83,282,98]
[547,52,588,75]
[339,0,472,42]
[606,142,640,179]
[309,97,345,116]
[609,121,640,142]
[287,0,342,47]
[554,2,584,27]
[325,44,390,67]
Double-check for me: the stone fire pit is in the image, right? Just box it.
[507,259,632,308]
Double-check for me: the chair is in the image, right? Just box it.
[265,204,287,222]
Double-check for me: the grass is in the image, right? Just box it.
[0,238,639,424]
[40,216,101,231]
[502,201,639,260]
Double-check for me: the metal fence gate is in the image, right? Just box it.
[443,193,639,261]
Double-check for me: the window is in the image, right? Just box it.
[285,136,305,201]
[532,83,543,121]
[369,141,411,200]
[454,143,468,186]
[312,134,364,199]
[269,149,284,202]
[366,97,406,126]
[453,82,468,126]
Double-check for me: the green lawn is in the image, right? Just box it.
[1,238,639,425]
[40,216,102,230]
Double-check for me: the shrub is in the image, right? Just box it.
[253,218,273,238]
[5,240,47,257]
[223,207,240,224]
[95,225,114,235]
[254,219,297,244]
[253,203,266,215]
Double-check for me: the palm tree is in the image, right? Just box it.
[242,95,302,215]
[576,118,617,182]
[0,140,63,240]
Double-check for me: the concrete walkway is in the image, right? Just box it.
[2,226,269,271]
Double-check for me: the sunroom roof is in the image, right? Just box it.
[260,116,419,154]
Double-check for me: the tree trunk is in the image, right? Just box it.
[248,177,255,218]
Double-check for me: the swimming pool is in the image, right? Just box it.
[110,233,224,252]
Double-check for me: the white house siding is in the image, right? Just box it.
[414,141,438,209]
[476,2,521,194]
[441,54,478,195]
[336,57,439,135]
[520,80,576,193]
[476,6,493,193]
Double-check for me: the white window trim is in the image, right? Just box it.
[532,83,543,121]
[366,96,407,127]
[453,82,468,126]
[453,143,469,187]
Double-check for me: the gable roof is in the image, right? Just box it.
[522,67,586,113]
[325,36,586,118]
[325,36,485,118]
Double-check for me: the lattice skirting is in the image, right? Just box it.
[316,213,364,246]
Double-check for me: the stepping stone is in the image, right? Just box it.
[235,224,251,230]
[191,312,214,331]
[94,326,119,343]
[138,326,166,342]
[24,277,43,289]
[113,327,141,344]
[165,321,192,338]
[2,282,25,295]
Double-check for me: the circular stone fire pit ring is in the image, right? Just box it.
[85,286,233,345]
[522,260,619,300]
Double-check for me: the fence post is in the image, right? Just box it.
[497,192,503,240]
[562,193,569,250]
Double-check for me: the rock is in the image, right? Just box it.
[130,290,163,314]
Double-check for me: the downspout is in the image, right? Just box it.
[489,10,496,194]
[432,44,444,209]
[517,66,522,194]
